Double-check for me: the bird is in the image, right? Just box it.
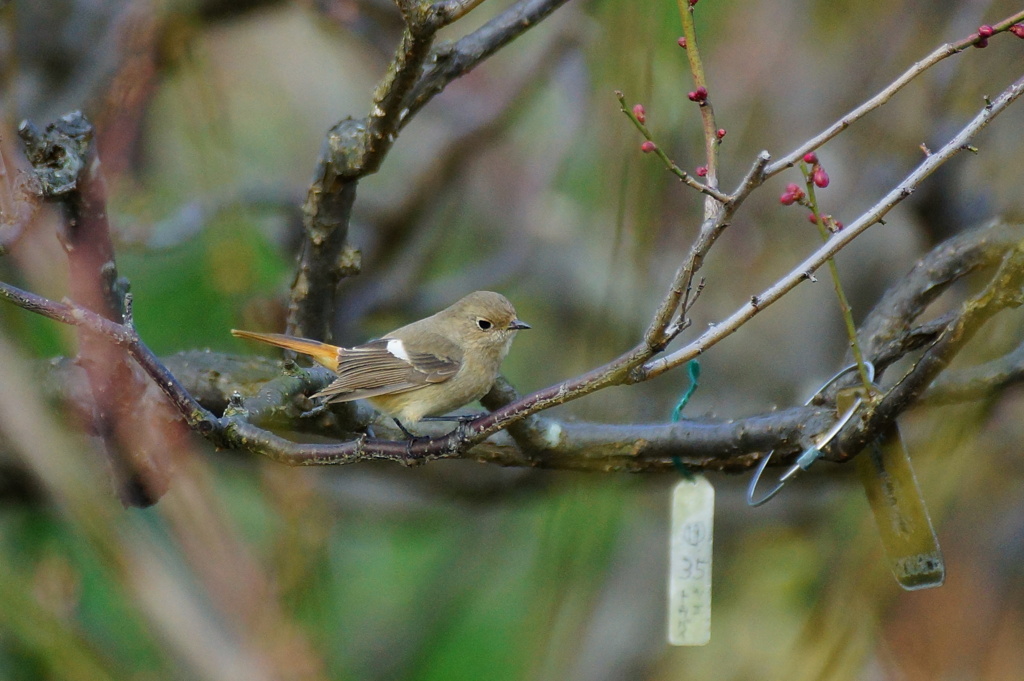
[231,291,529,434]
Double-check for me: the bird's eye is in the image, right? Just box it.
[477,318,493,330]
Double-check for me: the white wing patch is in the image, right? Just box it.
[386,338,411,362]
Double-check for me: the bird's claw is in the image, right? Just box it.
[299,403,326,419]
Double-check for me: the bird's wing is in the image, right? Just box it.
[310,337,461,403]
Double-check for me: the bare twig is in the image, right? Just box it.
[764,10,1024,177]
[640,152,772,352]
[0,281,215,430]
[402,0,573,122]
[675,0,722,215]
[615,92,731,204]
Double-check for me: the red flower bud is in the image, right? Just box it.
[1010,24,1024,38]
[715,128,726,139]
[633,104,646,124]
[687,86,708,102]
[802,152,818,165]
[832,220,844,231]
[677,37,688,48]
[812,166,830,188]
[808,213,819,224]
[689,0,698,6]
[978,25,995,37]
[974,34,989,48]
[640,141,656,153]
[696,165,708,177]
[779,183,804,205]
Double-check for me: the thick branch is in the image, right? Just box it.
[289,166,360,341]
[288,5,446,340]
[831,237,1024,460]
[858,219,1024,364]
[923,343,1024,405]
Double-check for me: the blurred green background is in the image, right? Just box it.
[1,0,1024,679]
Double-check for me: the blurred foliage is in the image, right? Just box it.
[119,213,292,354]
[1,0,1024,680]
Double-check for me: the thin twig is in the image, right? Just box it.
[0,280,215,431]
[402,0,573,122]
[803,167,874,392]
[764,10,1024,177]
[643,152,771,350]
[675,0,722,215]
[615,91,731,204]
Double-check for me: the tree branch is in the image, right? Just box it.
[763,10,1024,177]
[3,10,1024,489]
[288,0,571,341]
[642,72,1024,380]
[17,112,183,506]
[434,70,1023,452]
[0,142,40,255]
[5,216,1023,476]
[832,236,1024,461]
[401,0,573,123]
[922,342,1024,405]
[858,219,1024,365]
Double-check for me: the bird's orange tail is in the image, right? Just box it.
[231,329,340,371]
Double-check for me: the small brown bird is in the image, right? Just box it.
[232,291,529,431]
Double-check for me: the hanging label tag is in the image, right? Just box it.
[668,475,713,646]
[837,389,945,591]
[857,423,945,590]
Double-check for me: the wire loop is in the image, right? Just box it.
[746,362,875,507]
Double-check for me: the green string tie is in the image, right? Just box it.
[670,360,701,480]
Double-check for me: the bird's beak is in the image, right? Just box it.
[509,319,531,330]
